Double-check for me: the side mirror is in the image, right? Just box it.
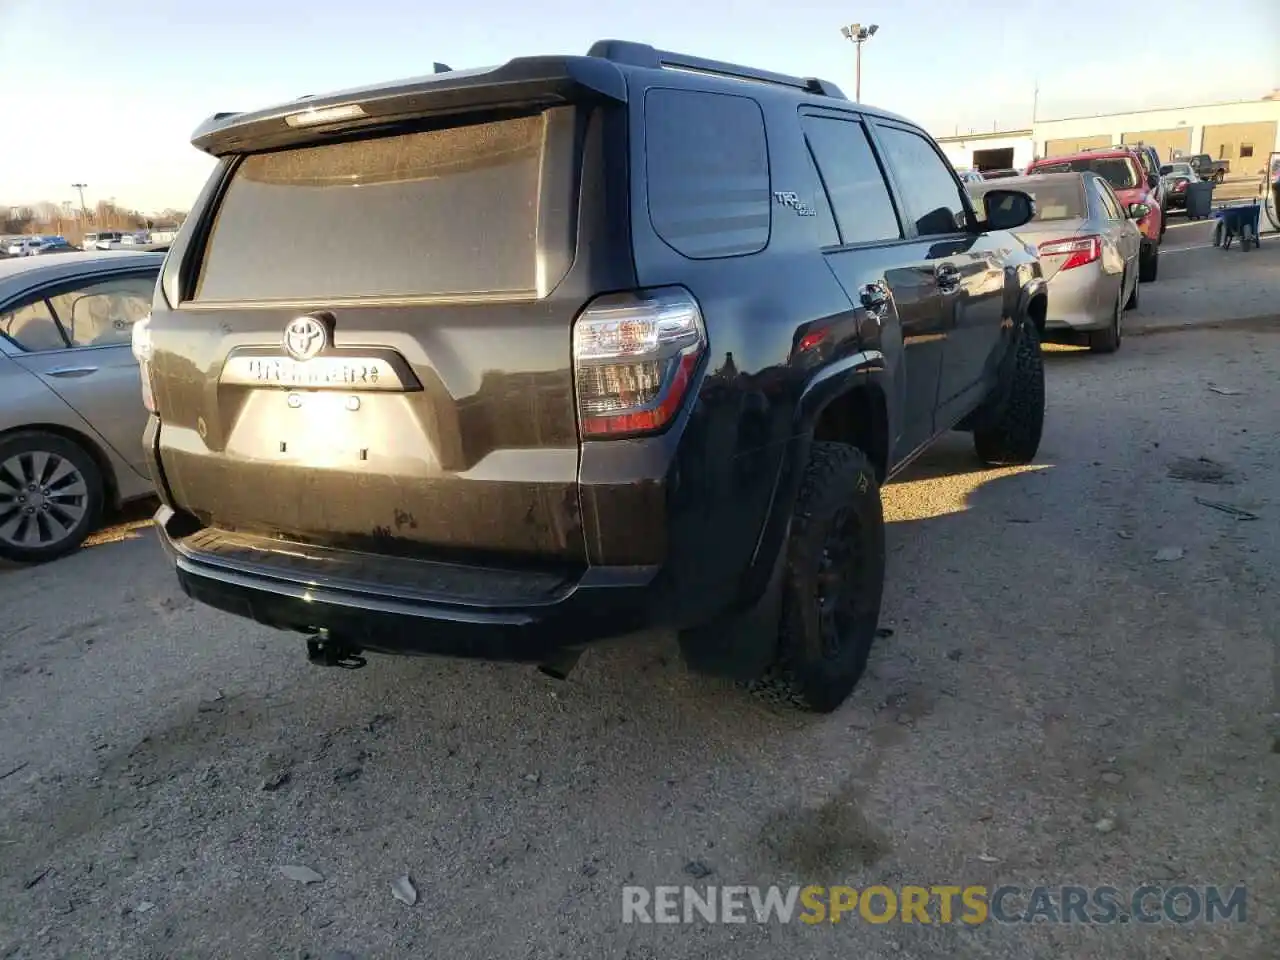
[1127,202,1151,220]
[1146,173,1159,189]
[1160,164,1173,175]
[982,189,1036,230]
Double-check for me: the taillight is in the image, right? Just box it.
[572,286,707,439]
[1038,235,1102,271]
[131,313,156,414]
[1173,178,1189,192]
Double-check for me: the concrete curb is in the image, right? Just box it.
[1127,313,1280,337]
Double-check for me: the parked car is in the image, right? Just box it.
[81,231,128,251]
[1026,147,1163,282]
[139,39,1048,712]
[1126,144,1169,236]
[971,172,1141,353]
[33,239,80,255]
[980,168,1023,180]
[0,250,162,562]
[1160,161,1200,210]
[6,237,48,257]
[1186,154,1230,183]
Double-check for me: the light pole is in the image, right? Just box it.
[840,22,879,103]
[71,183,89,220]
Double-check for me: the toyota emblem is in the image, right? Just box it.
[284,315,327,361]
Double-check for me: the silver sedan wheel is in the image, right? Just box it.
[0,451,90,549]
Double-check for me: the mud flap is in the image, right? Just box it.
[677,537,787,681]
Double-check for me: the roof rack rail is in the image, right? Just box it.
[587,39,846,100]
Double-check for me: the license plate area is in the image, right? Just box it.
[219,350,417,392]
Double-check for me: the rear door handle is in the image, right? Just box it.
[45,366,98,378]
[935,264,961,293]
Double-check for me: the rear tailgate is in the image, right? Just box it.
[149,73,633,565]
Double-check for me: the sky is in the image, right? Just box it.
[2,0,1277,212]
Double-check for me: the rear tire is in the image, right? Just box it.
[974,322,1045,466]
[1089,294,1123,354]
[758,442,885,713]
[1138,243,1159,282]
[0,431,104,564]
[1214,170,1225,185]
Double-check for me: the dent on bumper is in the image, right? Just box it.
[154,505,666,660]
[1042,269,1115,332]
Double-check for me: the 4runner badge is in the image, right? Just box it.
[284,315,328,361]
[773,191,817,217]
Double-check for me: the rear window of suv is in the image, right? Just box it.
[193,113,548,302]
[1032,157,1139,190]
[975,179,1085,221]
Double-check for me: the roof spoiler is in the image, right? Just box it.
[191,55,628,156]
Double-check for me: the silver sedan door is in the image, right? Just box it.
[1094,179,1141,287]
[7,269,156,480]
[1090,178,1138,301]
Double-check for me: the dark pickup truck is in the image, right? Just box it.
[1186,154,1230,183]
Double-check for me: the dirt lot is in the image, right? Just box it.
[1,328,1278,960]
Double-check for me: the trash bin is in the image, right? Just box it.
[1184,180,1214,220]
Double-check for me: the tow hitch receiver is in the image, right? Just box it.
[306,631,366,669]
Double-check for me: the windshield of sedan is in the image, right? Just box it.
[1033,157,1139,190]
[1167,164,1196,178]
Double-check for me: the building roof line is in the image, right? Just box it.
[1036,96,1280,124]
[934,128,1033,143]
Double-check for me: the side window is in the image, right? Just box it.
[645,88,770,259]
[0,299,67,352]
[801,116,901,245]
[1096,181,1122,220]
[801,144,841,247]
[47,273,155,347]
[875,125,970,237]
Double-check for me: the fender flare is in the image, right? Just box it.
[794,349,889,437]
[1018,277,1048,334]
[750,348,890,572]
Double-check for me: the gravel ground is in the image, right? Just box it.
[1,329,1277,960]
[1132,220,1280,332]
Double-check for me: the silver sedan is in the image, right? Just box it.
[0,251,162,562]
[971,171,1143,354]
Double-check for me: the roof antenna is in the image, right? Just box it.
[432,62,452,73]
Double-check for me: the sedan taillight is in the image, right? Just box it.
[131,314,156,414]
[1038,235,1102,271]
[572,287,707,439]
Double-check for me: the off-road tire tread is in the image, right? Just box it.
[749,442,885,713]
[973,322,1045,465]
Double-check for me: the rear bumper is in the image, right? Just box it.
[155,505,666,660]
[1042,264,1113,332]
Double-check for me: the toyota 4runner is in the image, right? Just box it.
[135,41,1048,711]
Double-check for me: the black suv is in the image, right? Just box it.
[137,41,1047,712]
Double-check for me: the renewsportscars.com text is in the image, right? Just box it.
[622,884,1248,925]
